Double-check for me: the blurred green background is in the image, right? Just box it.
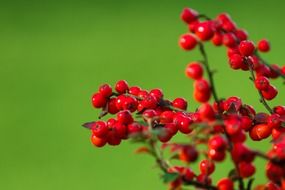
[1,0,285,189]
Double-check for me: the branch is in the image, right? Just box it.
[245,58,274,114]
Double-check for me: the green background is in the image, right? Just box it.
[1,0,285,189]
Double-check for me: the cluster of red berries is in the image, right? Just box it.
[84,7,285,190]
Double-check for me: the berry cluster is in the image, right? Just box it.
[83,7,285,190]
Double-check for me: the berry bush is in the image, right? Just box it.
[83,7,285,190]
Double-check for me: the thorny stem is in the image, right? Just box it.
[245,58,274,114]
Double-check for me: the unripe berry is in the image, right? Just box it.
[179,34,198,50]
[91,134,107,147]
[195,21,215,41]
[254,76,270,90]
[172,97,188,110]
[199,159,215,175]
[180,8,198,24]
[239,40,255,56]
[115,80,129,94]
[258,39,270,52]
[92,92,107,108]
[185,62,204,80]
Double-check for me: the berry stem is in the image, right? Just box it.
[245,58,274,114]
[198,42,220,104]
[256,53,285,80]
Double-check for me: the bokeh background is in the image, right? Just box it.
[1,0,285,189]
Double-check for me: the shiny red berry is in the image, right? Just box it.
[115,80,129,94]
[91,134,107,147]
[199,159,215,175]
[172,98,188,110]
[98,84,112,97]
[217,178,234,190]
[261,85,278,100]
[258,39,270,52]
[117,110,133,125]
[179,34,198,50]
[91,121,108,138]
[254,76,270,90]
[239,40,255,56]
[92,92,107,108]
[180,8,198,24]
[185,62,204,80]
[229,54,243,70]
[238,162,255,178]
[195,21,214,41]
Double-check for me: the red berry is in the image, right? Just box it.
[223,33,237,48]
[225,117,242,136]
[141,95,158,109]
[249,124,272,141]
[258,39,270,52]
[108,98,119,114]
[254,76,270,90]
[266,162,284,182]
[91,121,108,138]
[238,162,255,178]
[185,62,204,80]
[235,29,248,41]
[267,114,281,129]
[198,103,215,121]
[149,88,163,101]
[115,80,129,94]
[183,168,195,181]
[231,143,255,163]
[195,21,215,41]
[99,84,112,97]
[180,8,198,24]
[92,92,107,108]
[128,86,141,96]
[241,116,252,131]
[229,54,244,70]
[199,159,215,175]
[122,96,138,112]
[265,182,281,190]
[179,145,198,163]
[274,106,285,115]
[127,122,142,136]
[157,128,173,142]
[117,110,133,125]
[107,130,121,146]
[212,32,223,46]
[217,178,234,190]
[160,111,175,123]
[194,78,211,93]
[208,135,227,151]
[208,148,226,162]
[172,98,188,110]
[272,126,285,140]
[223,96,242,111]
[196,174,212,185]
[261,85,278,100]
[112,122,127,139]
[174,115,192,134]
[239,40,255,56]
[194,90,211,103]
[91,134,107,147]
[179,34,198,50]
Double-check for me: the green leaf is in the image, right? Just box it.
[161,172,180,183]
